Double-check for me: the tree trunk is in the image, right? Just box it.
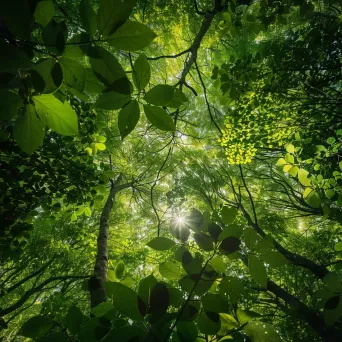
[88,183,116,309]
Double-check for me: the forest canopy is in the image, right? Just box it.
[0,0,342,341]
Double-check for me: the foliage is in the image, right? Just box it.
[1,0,342,342]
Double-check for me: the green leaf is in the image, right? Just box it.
[166,88,188,108]
[197,311,221,335]
[42,20,66,55]
[118,100,140,139]
[219,237,240,255]
[138,274,158,307]
[144,85,175,106]
[186,209,206,232]
[177,322,198,342]
[248,255,267,288]
[243,227,257,250]
[0,91,23,120]
[13,104,46,155]
[78,317,110,342]
[334,242,342,252]
[80,0,97,36]
[0,1,35,39]
[85,68,105,94]
[325,189,335,199]
[261,251,289,268]
[104,282,143,321]
[65,306,84,335]
[323,272,342,293]
[194,232,214,251]
[94,91,131,110]
[243,321,282,342]
[168,287,183,307]
[115,262,125,280]
[143,105,176,131]
[286,144,295,153]
[102,326,145,342]
[303,188,321,208]
[146,237,176,251]
[219,276,242,304]
[60,58,86,93]
[298,169,311,186]
[209,256,226,273]
[63,33,89,58]
[89,46,126,86]
[0,39,32,70]
[159,261,182,280]
[218,224,242,240]
[133,54,151,91]
[236,308,260,325]
[276,158,286,166]
[288,166,299,177]
[34,59,63,94]
[34,0,55,27]
[221,206,238,224]
[285,153,294,164]
[97,0,136,36]
[91,302,115,317]
[149,282,169,323]
[19,316,54,338]
[33,95,78,135]
[202,293,230,313]
[108,21,157,51]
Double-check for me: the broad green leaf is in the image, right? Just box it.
[261,251,289,268]
[104,282,143,320]
[286,143,295,153]
[34,58,63,94]
[149,282,169,323]
[108,21,157,51]
[63,33,89,58]
[143,105,176,131]
[177,322,198,342]
[210,256,226,273]
[186,209,206,232]
[146,237,175,251]
[133,54,150,91]
[42,20,66,55]
[243,227,257,249]
[303,188,321,208]
[168,287,183,307]
[34,0,55,27]
[159,261,182,280]
[89,46,126,86]
[144,85,175,106]
[33,95,78,135]
[97,0,136,36]
[334,242,342,252]
[85,68,105,94]
[236,308,261,325]
[202,293,230,313]
[0,91,23,120]
[218,224,242,240]
[13,104,46,155]
[166,88,188,108]
[323,272,342,293]
[60,58,86,93]
[0,1,35,39]
[114,262,125,280]
[324,296,342,326]
[102,326,145,342]
[78,317,110,342]
[248,255,267,288]
[288,166,299,177]
[138,274,158,307]
[219,237,240,255]
[298,169,311,186]
[194,232,214,251]
[19,316,54,338]
[219,276,243,304]
[208,223,223,241]
[65,306,84,335]
[0,39,32,70]
[118,100,140,139]
[221,206,238,224]
[91,302,115,317]
[276,158,286,166]
[197,311,221,335]
[94,91,131,110]
[80,0,97,36]
[41,332,68,342]
[243,321,282,342]
[285,153,294,164]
